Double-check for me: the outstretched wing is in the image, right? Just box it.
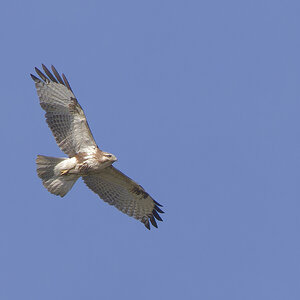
[83,166,164,229]
[31,65,97,157]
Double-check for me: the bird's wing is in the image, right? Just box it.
[31,65,97,157]
[83,166,164,229]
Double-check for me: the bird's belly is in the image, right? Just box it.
[54,157,77,176]
[76,158,112,175]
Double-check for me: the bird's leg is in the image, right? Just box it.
[60,170,69,176]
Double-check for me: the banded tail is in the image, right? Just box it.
[36,155,79,197]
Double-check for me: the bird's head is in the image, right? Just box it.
[102,152,118,165]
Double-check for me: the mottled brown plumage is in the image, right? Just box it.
[32,65,163,229]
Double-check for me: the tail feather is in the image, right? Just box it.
[36,155,78,197]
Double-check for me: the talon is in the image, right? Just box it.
[60,170,69,175]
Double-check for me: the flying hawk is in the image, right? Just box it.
[31,65,163,229]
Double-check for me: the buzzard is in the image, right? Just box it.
[31,65,163,229]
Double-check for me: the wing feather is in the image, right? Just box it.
[42,64,58,83]
[31,65,97,157]
[83,166,164,229]
[51,65,65,84]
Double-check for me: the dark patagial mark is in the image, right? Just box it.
[132,185,149,199]
[31,64,165,231]
[68,97,84,115]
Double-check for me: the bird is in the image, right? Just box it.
[31,65,163,230]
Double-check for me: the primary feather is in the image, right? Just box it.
[32,65,164,229]
[31,65,96,157]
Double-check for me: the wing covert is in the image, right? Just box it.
[31,65,97,157]
[83,166,164,229]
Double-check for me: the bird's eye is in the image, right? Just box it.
[106,154,112,158]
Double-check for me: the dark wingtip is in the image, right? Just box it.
[30,74,40,82]
[62,73,73,92]
[154,205,164,214]
[35,67,47,81]
[144,221,150,230]
[149,215,158,228]
[154,200,163,207]
[42,64,58,83]
[143,200,164,230]
[51,65,64,84]
[33,65,73,91]
[153,210,163,222]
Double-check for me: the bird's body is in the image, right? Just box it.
[59,149,117,176]
[32,65,163,229]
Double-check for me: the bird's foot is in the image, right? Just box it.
[60,170,69,176]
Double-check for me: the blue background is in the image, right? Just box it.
[0,1,300,299]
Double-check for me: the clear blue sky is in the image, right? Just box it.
[0,1,299,299]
